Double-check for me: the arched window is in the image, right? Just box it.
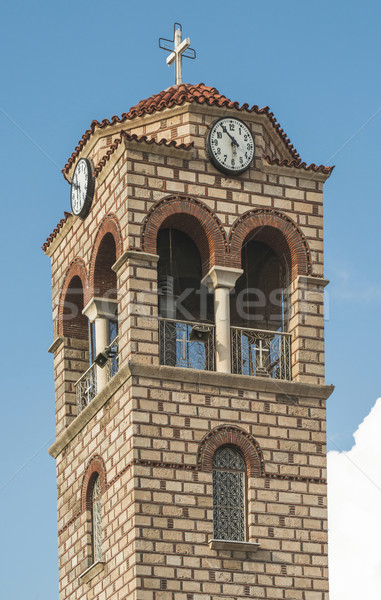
[91,475,103,563]
[157,228,214,370]
[230,238,291,379]
[157,228,213,322]
[92,231,118,352]
[212,445,246,541]
[62,275,88,340]
[231,240,289,331]
[80,232,119,402]
[93,232,117,300]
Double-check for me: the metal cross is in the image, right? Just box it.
[176,329,188,361]
[252,339,270,375]
[159,23,196,85]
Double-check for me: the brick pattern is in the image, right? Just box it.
[54,375,328,599]
[58,259,88,338]
[89,214,123,298]
[53,338,89,436]
[289,277,326,383]
[93,232,117,299]
[142,195,228,274]
[116,252,159,367]
[81,454,107,511]
[197,425,264,477]
[46,98,331,599]
[229,208,312,279]
[62,83,309,175]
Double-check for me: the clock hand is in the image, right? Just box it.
[221,125,239,147]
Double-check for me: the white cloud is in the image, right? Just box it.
[328,398,381,600]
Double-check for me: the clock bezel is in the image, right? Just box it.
[206,117,255,176]
[70,157,94,219]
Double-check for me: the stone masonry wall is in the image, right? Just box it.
[47,99,331,600]
[54,368,328,599]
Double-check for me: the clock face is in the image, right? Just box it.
[206,117,255,175]
[70,158,94,218]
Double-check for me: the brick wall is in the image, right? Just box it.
[46,99,331,599]
[53,368,329,599]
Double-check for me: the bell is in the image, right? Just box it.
[189,325,211,343]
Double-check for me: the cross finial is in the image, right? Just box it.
[159,23,196,85]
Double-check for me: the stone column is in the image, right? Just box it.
[202,266,243,374]
[83,298,118,393]
[48,336,89,436]
[112,250,160,367]
[288,275,329,384]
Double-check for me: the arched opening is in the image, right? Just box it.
[62,275,88,340]
[93,233,117,300]
[142,196,228,276]
[157,228,214,322]
[72,233,119,410]
[92,232,118,362]
[212,445,247,541]
[90,474,103,563]
[81,456,106,566]
[230,235,291,379]
[231,239,289,330]
[157,228,214,370]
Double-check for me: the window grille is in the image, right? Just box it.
[212,446,246,541]
[92,476,103,562]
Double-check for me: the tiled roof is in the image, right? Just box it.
[42,212,72,252]
[43,134,193,252]
[265,156,334,174]
[93,131,194,178]
[63,83,301,174]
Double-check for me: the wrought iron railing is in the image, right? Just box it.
[75,337,119,412]
[159,318,215,371]
[75,362,97,413]
[231,327,291,380]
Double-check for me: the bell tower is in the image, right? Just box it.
[45,25,333,600]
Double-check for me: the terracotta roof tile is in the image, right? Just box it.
[42,211,72,252]
[264,156,334,175]
[93,131,194,178]
[43,134,193,252]
[63,83,301,174]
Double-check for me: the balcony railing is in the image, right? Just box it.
[231,327,291,380]
[75,337,119,412]
[159,318,215,371]
[75,362,97,413]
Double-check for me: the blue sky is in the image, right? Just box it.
[0,1,380,598]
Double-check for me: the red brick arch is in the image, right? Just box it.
[89,214,123,297]
[141,196,228,275]
[58,258,89,338]
[229,209,311,280]
[81,455,107,512]
[197,425,264,477]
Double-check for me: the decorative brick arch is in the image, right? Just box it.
[229,209,311,280]
[89,214,123,297]
[81,455,107,512]
[58,258,89,338]
[197,425,264,477]
[141,196,228,275]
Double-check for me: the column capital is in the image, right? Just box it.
[112,250,159,273]
[82,297,118,322]
[296,275,330,288]
[201,266,243,292]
